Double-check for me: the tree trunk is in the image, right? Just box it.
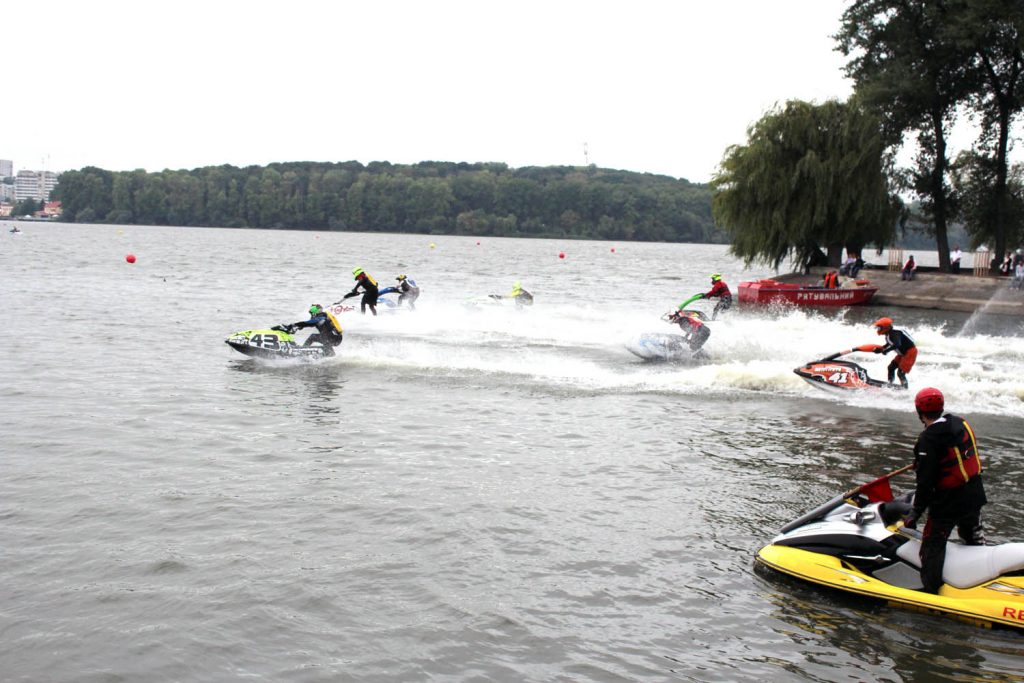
[827,243,844,267]
[931,109,952,272]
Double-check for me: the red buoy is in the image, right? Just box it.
[610,247,616,253]
[558,251,566,259]
[126,253,136,264]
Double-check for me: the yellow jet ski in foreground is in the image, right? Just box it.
[757,472,1024,630]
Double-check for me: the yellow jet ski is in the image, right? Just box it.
[757,471,1024,630]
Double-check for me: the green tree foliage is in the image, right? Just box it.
[951,152,1024,251]
[836,0,1024,271]
[947,0,1024,261]
[836,0,975,272]
[711,98,900,271]
[52,161,720,243]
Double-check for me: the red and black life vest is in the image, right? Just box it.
[935,416,982,490]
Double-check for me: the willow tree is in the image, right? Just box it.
[711,98,900,271]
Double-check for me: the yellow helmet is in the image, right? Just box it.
[352,267,364,278]
[396,274,407,281]
[710,273,722,282]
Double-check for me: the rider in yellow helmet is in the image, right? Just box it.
[342,267,380,315]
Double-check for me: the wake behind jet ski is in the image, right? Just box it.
[756,469,1024,631]
[794,345,906,393]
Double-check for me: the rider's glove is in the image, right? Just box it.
[902,509,920,529]
[873,347,884,354]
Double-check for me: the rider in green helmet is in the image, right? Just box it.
[288,304,344,356]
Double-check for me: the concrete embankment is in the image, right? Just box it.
[776,267,1024,316]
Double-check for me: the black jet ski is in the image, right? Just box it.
[757,468,1024,630]
[794,344,906,393]
[225,325,332,360]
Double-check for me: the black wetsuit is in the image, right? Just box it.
[346,274,380,315]
[912,414,987,593]
[294,312,343,356]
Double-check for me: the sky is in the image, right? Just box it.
[5,1,876,183]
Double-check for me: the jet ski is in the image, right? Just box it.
[624,333,707,361]
[757,469,1024,630]
[794,345,906,393]
[225,325,331,360]
[624,310,710,361]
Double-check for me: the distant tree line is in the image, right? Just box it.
[52,161,722,243]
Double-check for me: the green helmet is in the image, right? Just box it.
[710,273,722,282]
[353,267,364,278]
[309,304,323,317]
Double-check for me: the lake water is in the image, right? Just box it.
[2,223,1023,682]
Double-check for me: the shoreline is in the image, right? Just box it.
[776,267,1024,317]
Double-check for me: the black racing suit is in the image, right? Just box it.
[911,414,986,593]
[346,273,380,315]
[294,312,344,356]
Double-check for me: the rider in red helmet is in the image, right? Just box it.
[903,387,987,594]
[872,317,917,388]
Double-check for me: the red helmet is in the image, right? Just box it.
[874,317,893,334]
[915,387,944,413]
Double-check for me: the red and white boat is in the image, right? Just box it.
[738,279,877,306]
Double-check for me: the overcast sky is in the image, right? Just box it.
[6,1,875,183]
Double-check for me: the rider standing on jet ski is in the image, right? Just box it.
[342,267,379,315]
[677,273,732,320]
[904,387,987,594]
[395,274,420,310]
[666,310,710,353]
[872,317,917,388]
[288,304,344,356]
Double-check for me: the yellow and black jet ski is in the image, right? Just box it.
[756,473,1024,630]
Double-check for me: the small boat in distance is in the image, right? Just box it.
[738,278,877,306]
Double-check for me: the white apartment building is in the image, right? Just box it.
[0,159,12,178]
[14,170,59,202]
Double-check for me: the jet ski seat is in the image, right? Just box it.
[896,538,1024,589]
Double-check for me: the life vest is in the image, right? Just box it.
[323,310,344,337]
[359,273,378,288]
[935,416,982,490]
[823,271,839,288]
[706,280,731,298]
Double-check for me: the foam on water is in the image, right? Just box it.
[330,298,1024,417]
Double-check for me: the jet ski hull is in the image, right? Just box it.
[225,329,328,360]
[757,544,1024,630]
[758,492,1024,630]
[793,360,903,393]
[625,333,702,361]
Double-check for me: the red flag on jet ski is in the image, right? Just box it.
[858,475,894,503]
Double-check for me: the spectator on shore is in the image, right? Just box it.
[950,245,962,274]
[1013,260,1024,290]
[901,255,917,281]
[839,252,864,278]
[1000,253,1013,276]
